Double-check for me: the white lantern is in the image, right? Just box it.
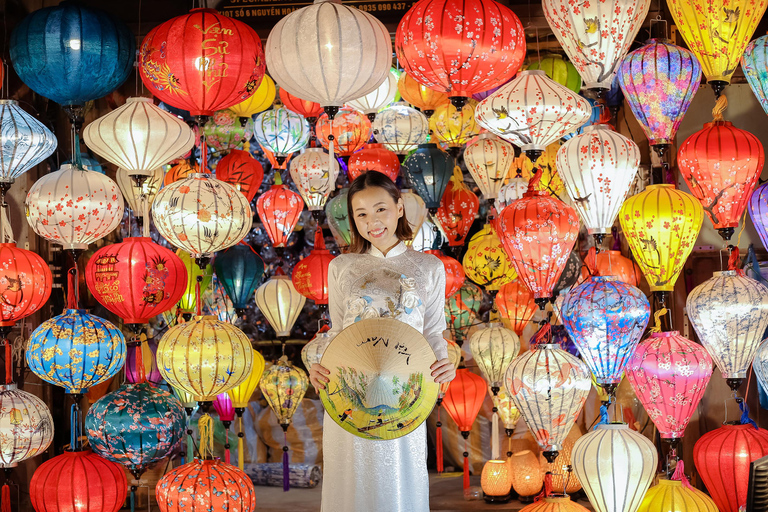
[411,218,443,252]
[475,70,592,160]
[754,339,768,397]
[83,97,195,177]
[0,100,57,184]
[543,0,651,91]
[687,270,768,388]
[463,133,516,201]
[372,103,430,155]
[289,148,340,211]
[0,384,53,467]
[556,125,640,243]
[571,423,657,512]
[265,0,392,109]
[301,331,333,370]
[402,189,428,235]
[115,166,164,218]
[347,68,400,120]
[496,176,529,211]
[26,164,123,251]
[470,323,520,391]
[151,173,252,259]
[254,273,306,338]
[252,106,310,162]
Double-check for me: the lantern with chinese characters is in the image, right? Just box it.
[396,0,526,108]
[543,0,650,92]
[252,106,311,164]
[293,229,335,305]
[348,68,400,120]
[0,100,57,185]
[580,250,641,287]
[255,174,303,248]
[215,149,264,203]
[372,103,430,155]
[750,182,768,250]
[743,35,768,116]
[476,71,592,162]
[618,40,701,157]
[462,224,517,292]
[496,280,537,337]
[214,244,264,316]
[638,478,719,512]
[443,369,487,489]
[139,9,265,117]
[156,459,256,512]
[526,54,582,93]
[445,281,483,344]
[463,134,515,201]
[557,125,640,246]
[229,75,276,121]
[429,100,480,149]
[678,115,764,240]
[228,349,266,469]
[255,271,306,339]
[279,89,323,122]
[289,148,340,212]
[348,144,400,182]
[619,184,703,295]
[326,189,352,250]
[176,250,213,314]
[403,143,454,212]
[316,107,372,156]
[397,73,449,117]
[115,167,163,219]
[426,250,465,299]
[505,344,591,462]
[0,243,52,328]
[0,385,53,467]
[26,164,123,252]
[435,168,479,247]
[156,315,253,401]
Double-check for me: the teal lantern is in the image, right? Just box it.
[26,309,126,394]
[213,244,265,316]
[326,189,352,250]
[445,281,483,344]
[403,143,455,213]
[743,35,768,117]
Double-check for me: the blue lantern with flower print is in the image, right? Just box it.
[743,35,768,117]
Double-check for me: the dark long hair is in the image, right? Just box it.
[347,171,413,254]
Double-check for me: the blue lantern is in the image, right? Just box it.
[213,244,265,316]
[0,100,57,184]
[561,276,650,396]
[63,154,103,174]
[402,143,454,213]
[9,2,135,116]
[743,35,768,116]
[26,309,126,394]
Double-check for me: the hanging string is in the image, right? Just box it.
[649,308,667,333]
[198,414,214,459]
[224,425,231,464]
[4,339,11,385]
[238,415,245,470]
[436,406,444,472]
[195,274,203,317]
[66,267,79,310]
[134,340,146,383]
[462,437,470,490]
[491,407,499,460]
[69,403,82,451]
[533,322,552,346]
[711,94,728,122]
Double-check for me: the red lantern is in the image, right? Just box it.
[315,107,372,156]
[259,144,292,170]
[348,143,400,182]
[426,249,465,298]
[215,149,264,202]
[678,120,764,241]
[85,238,188,325]
[0,243,52,327]
[30,450,128,512]
[255,174,303,248]
[435,169,479,247]
[139,9,266,117]
[164,160,200,186]
[156,459,256,512]
[443,369,487,490]
[581,249,642,287]
[278,88,323,122]
[496,279,536,337]
[292,229,336,305]
[694,424,768,512]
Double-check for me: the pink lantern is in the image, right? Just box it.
[213,393,236,464]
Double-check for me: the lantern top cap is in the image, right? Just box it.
[518,70,546,78]
[582,124,611,134]
[713,270,739,277]
[649,330,680,338]
[544,496,571,503]
[591,275,618,282]
[314,0,342,4]
[657,478,681,487]
[0,383,17,392]
[0,100,18,106]
[303,148,326,154]
[126,97,154,104]
[189,8,222,13]
[594,422,629,431]
[645,184,676,191]
[720,422,757,430]
[536,343,561,350]
[475,132,499,141]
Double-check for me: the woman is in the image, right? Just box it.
[309,171,456,512]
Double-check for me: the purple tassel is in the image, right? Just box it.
[283,448,290,492]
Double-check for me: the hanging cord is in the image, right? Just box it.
[534,472,553,501]
[462,436,470,490]
[1,470,10,512]
[593,401,610,430]
[436,404,444,472]
[237,414,246,470]
[738,397,758,429]
[649,308,667,334]
[66,268,79,310]
[282,429,290,492]
[3,337,11,386]
[69,403,82,451]
[526,169,543,194]
[195,274,203,317]
[133,338,146,383]
[712,94,728,122]
[727,246,740,271]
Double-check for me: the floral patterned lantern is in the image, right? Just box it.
[397,73,449,117]
[749,182,768,250]
[372,103,430,155]
[542,0,650,92]
[215,149,264,203]
[289,148,340,212]
[445,281,483,344]
[0,243,52,328]
[253,106,310,165]
[316,107,372,156]
[743,36,768,116]
[526,54,582,93]
[493,389,521,453]
[462,224,517,292]
[425,250,465,298]
[229,75,276,121]
[396,0,526,108]
[348,68,400,120]
[326,188,352,250]
[255,174,303,248]
[435,168,479,247]
[443,369,487,489]
[0,385,53,467]
[348,143,400,182]
[278,88,323,123]
[292,229,335,305]
[156,459,256,512]
[496,279,537,337]
[255,271,306,339]
[429,100,480,149]
[214,244,264,316]
[403,143,454,212]
[0,100,57,185]
[115,167,163,219]
[496,176,529,212]
[463,133,515,201]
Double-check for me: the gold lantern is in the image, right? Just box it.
[397,72,449,117]
[226,348,265,469]
[462,224,517,291]
[540,424,582,494]
[481,460,513,503]
[254,273,306,340]
[508,449,544,498]
[637,477,718,512]
[429,100,480,149]
[229,75,276,119]
[494,388,521,457]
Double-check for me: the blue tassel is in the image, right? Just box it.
[594,404,609,430]
[739,400,759,430]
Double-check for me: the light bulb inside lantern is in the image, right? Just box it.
[195,56,211,71]
[69,39,81,50]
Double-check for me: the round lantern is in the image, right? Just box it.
[678,118,764,240]
[26,164,123,251]
[476,70,592,161]
[402,143,454,212]
[496,176,529,212]
[27,310,126,394]
[618,39,701,156]
[229,75,276,120]
[85,237,187,325]
[481,460,512,501]
[266,0,392,110]
[580,250,641,287]
[443,368,487,489]
[116,167,163,218]
[203,110,255,152]
[0,384,53,467]
[326,189,352,249]
[397,73,449,117]
[470,323,520,391]
[429,100,481,149]
[402,189,429,234]
[255,272,306,338]
[445,281,483,343]
[156,459,256,512]
[0,243,52,327]
[694,423,768,512]
[348,143,400,182]
[540,425,583,495]
[508,450,544,498]
[0,100,57,185]
[425,250,465,299]
[139,9,265,117]
[496,280,537,337]
[152,173,253,259]
[214,244,264,316]
[292,229,335,305]
[463,134,515,201]
[30,450,128,512]
[743,35,768,116]
[750,182,768,251]
[505,344,591,462]
[638,478,719,512]
[435,169,479,247]
[348,68,400,119]
[255,174,304,247]
[520,496,589,512]
[557,125,640,245]
[316,107,371,156]
[396,0,526,107]
[252,107,311,163]
[289,148,340,211]
[619,184,703,294]
[278,89,323,122]
[526,54,582,93]
[85,382,185,478]
[176,250,213,314]
[543,0,650,92]
[625,331,713,442]
[462,224,516,291]
[372,103,430,155]
[572,423,657,512]
[83,97,194,178]
[215,149,264,203]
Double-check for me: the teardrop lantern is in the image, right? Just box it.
[429,100,481,149]
[435,168,480,247]
[176,250,213,314]
[289,148,341,213]
[0,100,57,185]
[470,323,520,394]
[215,149,264,203]
[463,133,515,202]
[326,189,352,250]
[743,35,768,116]
[213,244,265,316]
[372,103,430,156]
[402,143,454,213]
[462,224,517,292]
[254,271,306,339]
[348,143,400,182]
[292,229,335,305]
[255,174,304,248]
[229,74,276,120]
[495,279,537,337]
[638,477,719,512]
[425,250,465,299]
[227,348,266,469]
[115,167,163,219]
[443,369,487,489]
[252,106,311,164]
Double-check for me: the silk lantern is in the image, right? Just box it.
[749,182,768,250]
[316,107,372,156]
[326,189,351,249]
[513,141,566,197]
[694,423,768,512]
[215,149,264,203]
[252,107,311,164]
[496,176,529,212]
[557,125,640,246]
[278,89,323,122]
[462,224,516,291]
[293,229,335,305]
[156,459,256,512]
[156,315,253,401]
[124,337,162,386]
[572,423,657,512]
[396,0,526,108]
[521,496,590,512]
[29,450,128,512]
[425,250,465,299]
[493,389,521,455]
[0,100,57,185]
[213,393,236,462]
[403,143,454,212]
[229,75,276,120]
[435,168,479,247]
[540,425,583,495]
[743,35,768,116]
[206,109,258,152]
[214,244,264,316]
[580,250,641,287]
[443,369,487,489]
[678,114,764,240]
[289,148,340,212]
[256,174,303,248]
[255,271,306,339]
[687,270,768,391]
[302,331,333,371]
[496,280,537,337]
[542,0,650,92]
[505,344,591,462]
[397,73,449,117]
[619,184,703,294]
[140,9,265,117]
[618,40,701,157]
[372,103,430,155]
[176,250,213,314]
[476,71,592,162]
[445,281,483,343]
[116,167,163,219]
[526,54,582,93]
[0,243,53,328]
[348,143,400,182]
[163,160,199,186]
[402,189,429,234]
[429,100,481,149]
[638,477,719,512]
[0,385,53,467]
[348,68,400,120]
[463,133,515,201]
[228,348,265,469]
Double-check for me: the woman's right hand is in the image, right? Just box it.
[309,363,330,392]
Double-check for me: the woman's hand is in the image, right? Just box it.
[430,358,456,384]
[309,363,330,392]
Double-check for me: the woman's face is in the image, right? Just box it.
[351,186,404,253]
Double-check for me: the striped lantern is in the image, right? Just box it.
[259,356,309,429]
[215,149,264,203]
[743,36,768,116]
[396,73,449,117]
[435,169,479,248]
[228,349,266,469]
[0,384,53,467]
[115,167,163,218]
[445,281,483,343]
[256,174,304,248]
[348,68,400,119]
[638,478,718,512]
[254,273,306,338]
[252,106,311,163]
[372,103,430,155]
[289,148,340,211]
[462,224,517,291]
[0,100,57,184]
[463,133,515,201]
[229,75,276,120]
[520,496,590,512]
[442,369,487,489]
[469,323,520,391]
[429,100,480,148]
[213,244,265,316]
[316,107,372,156]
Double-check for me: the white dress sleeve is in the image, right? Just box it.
[326,257,345,339]
[422,259,448,362]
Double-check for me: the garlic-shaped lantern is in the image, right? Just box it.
[254,271,306,339]
[463,133,515,202]
[469,323,520,393]
[0,100,57,185]
[288,148,340,212]
[347,68,400,120]
[372,102,430,155]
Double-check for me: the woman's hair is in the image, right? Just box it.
[346,171,413,254]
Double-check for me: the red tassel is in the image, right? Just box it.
[534,472,553,502]
[2,483,10,512]
[728,246,740,271]
[671,460,693,489]
[4,340,12,385]
[463,454,470,490]
[436,407,444,473]
[585,247,598,275]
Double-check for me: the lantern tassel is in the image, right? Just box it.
[134,341,146,384]
[436,407,444,473]
[130,486,135,512]
[671,460,694,489]
[534,472,553,502]
[491,411,499,460]
[712,94,728,122]
[593,403,609,430]
[238,416,245,471]
[66,268,78,310]
[728,246,740,270]
[2,483,10,512]
[650,308,667,333]
[462,437,470,490]
[739,399,759,429]
[198,414,214,460]
[525,170,543,194]
[225,428,230,464]
[4,339,12,385]
[585,247,599,276]
[283,431,290,492]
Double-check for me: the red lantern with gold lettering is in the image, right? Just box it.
[0,243,52,328]
[215,149,264,202]
[348,143,400,182]
[292,229,336,305]
[435,168,479,247]
[426,249,465,298]
[256,174,304,248]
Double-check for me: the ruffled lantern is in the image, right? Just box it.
[215,149,264,203]
[326,189,352,250]
[372,103,430,155]
[255,271,306,339]
[348,143,400,182]
[443,369,487,489]
[0,243,52,328]
[347,68,400,120]
[526,54,583,93]
[0,385,53,467]
[0,100,57,185]
[429,100,481,149]
[252,107,311,164]
[292,229,335,305]
[229,75,276,120]
[255,174,303,248]
[278,89,323,122]
[156,459,256,512]
[289,148,340,212]
[462,224,516,292]
[463,134,515,202]
[495,280,537,337]
[214,244,264,317]
[397,73,449,117]
[115,167,163,219]
[316,107,372,156]
[425,250,465,298]
[402,143,454,213]
[743,35,768,116]
[435,168,479,247]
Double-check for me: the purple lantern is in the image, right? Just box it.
[749,182,768,251]
[126,338,162,387]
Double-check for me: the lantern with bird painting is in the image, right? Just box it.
[289,148,340,212]
[256,174,304,248]
[462,224,517,292]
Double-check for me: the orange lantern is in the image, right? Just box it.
[348,143,400,182]
[580,249,641,287]
[435,167,479,247]
[292,229,335,305]
[426,249,465,298]
[496,279,537,337]
[255,174,303,248]
[315,107,372,156]
[259,144,292,170]
[397,72,449,117]
[279,88,323,122]
[443,369,487,490]
[163,160,199,186]
[156,459,255,512]
[215,149,264,202]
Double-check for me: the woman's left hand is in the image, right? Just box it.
[430,358,456,384]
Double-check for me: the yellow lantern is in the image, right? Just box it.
[481,460,513,502]
[520,496,591,512]
[229,75,276,119]
[638,477,718,512]
[508,449,544,498]
[462,224,517,291]
[429,100,480,148]
[176,250,213,314]
[494,389,521,458]
[667,0,768,96]
[619,184,703,294]
[254,273,306,340]
[398,72,449,117]
[512,141,565,198]
[227,348,266,469]
[540,425,583,495]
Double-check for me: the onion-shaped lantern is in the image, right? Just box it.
[0,100,57,185]
[397,73,449,117]
[429,100,481,149]
[0,385,53,467]
[496,280,536,337]
[347,68,400,120]
[255,271,306,339]
[289,148,340,212]
[116,167,163,218]
[743,35,768,116]
[445,281,483,344]
[252,106,311,164]
[443,369,487,489]
[0,243,52,328]
[214,244,264,317]
[156,459,256,512]
[402,143,454,213]
[278,89,323,122]
[425,250,465,298]
[348,143,400,182]
[229,75,276,120]
[463,133,515,201]
[435,169,479,247]
[526,54,583,93]
[292,229,335,305]
[326,189,352,250]
[462,224,516,292]
[470,323,520,393]
[255,174,304,248]
[316,107,372,156]
[215,149,264,203]
[372,103,430,155]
